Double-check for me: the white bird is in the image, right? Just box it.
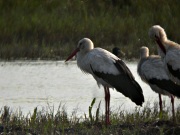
[137,46,180,121]
[65,38,144,125]
[149,25,180,85]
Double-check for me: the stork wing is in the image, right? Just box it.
[79,48,120,75]
[149,78,180,98]
[90,57,144,106]
[139,56,180,98]
[140,57,169,80]
[166,49,180,80]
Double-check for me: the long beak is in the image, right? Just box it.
[65,48,79,62]
[155,35,166,54]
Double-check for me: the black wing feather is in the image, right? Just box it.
[167,63,180,80]
[91,59,144,106]
[149,78,180,98]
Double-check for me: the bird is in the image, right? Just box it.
[112,47,125,58]
[137,46,180,122]
[149,25,180,85]
[65,38,144,125]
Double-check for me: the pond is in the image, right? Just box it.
[0,61,179,116]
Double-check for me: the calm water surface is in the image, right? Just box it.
[0,61,179,116]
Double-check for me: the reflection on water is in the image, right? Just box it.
[0,61,179,116]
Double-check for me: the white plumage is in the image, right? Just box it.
[138,46,180,122]
[65,38,144,125]
[77,47,120,87]
[149,25,180,85]
[139,57,169,84]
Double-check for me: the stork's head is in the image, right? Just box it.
[65,38,94,62]
[148,25,167,41]
[140,46,149,58]
[148,25,167,55]
[78,38,94,53]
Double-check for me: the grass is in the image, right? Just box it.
[0,100,180,135]
[0,0,180,60]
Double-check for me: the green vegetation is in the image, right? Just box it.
[0,0,180,60]
[0,101,180,134]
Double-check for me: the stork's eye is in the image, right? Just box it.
[155,35,159,40]
[79,42,83,48]
[79,42,85,49]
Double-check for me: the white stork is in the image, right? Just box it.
[65,38,144,125]
[137,46,180,121]
[112,47,125,58]
[149,25,180,85]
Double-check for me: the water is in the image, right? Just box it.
[0,61,179,116]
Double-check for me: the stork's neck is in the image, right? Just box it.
[76,49,90,63]
[157,47,165,58]
[76,52,84,62]
[155,28,167,55]
[156,38,166,55]
[142,53,148,59]
[158,27,167,42]
[137,57,147,80]
[140,50,149,59]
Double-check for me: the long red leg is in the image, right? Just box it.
[104,86,107,124]
[104,86,110,125]
[159,94,163,113]
[171,95,176,123]
[107,87,110,124]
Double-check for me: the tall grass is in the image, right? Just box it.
[0,101,180,134]
[0,0,180,60]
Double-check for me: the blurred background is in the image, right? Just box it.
[0,0,180,60]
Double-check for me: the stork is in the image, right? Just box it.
[137,46,180,121]
[149,25,180,85]
[65,38,144,125]
[112,47,125,58]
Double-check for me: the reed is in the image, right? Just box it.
[0,0,180,60]
[0,100,179,134]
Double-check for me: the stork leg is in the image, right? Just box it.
[159,94,163,114]
[104,86,110,125]
[171,95,176,123]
